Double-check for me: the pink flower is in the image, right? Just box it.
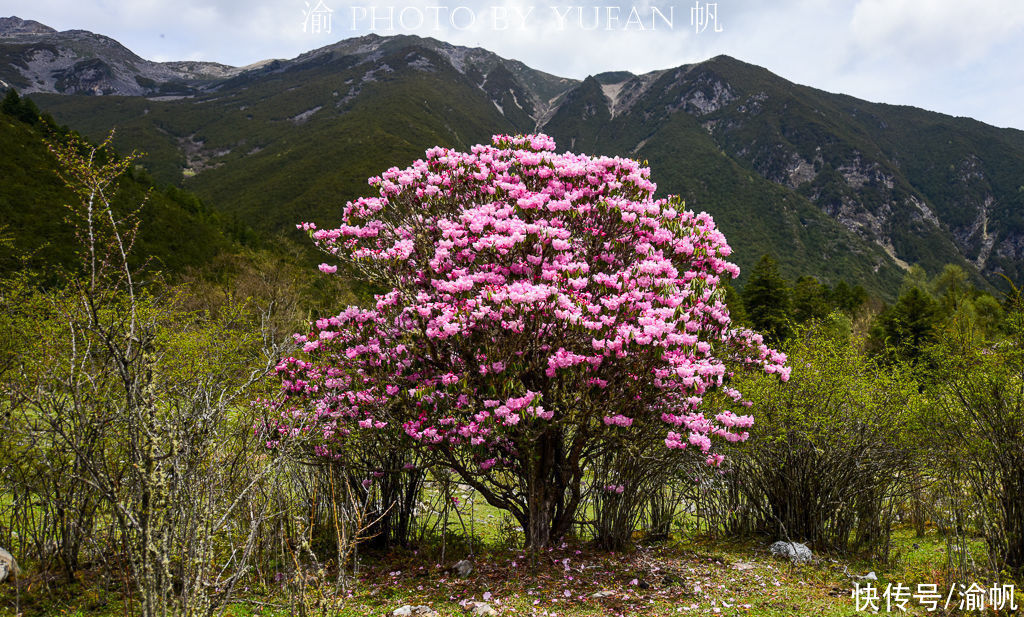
[270,133,788,476]
[602,414,633,428]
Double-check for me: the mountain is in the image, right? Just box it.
[20,32,576,234]
[601,56,1024,286]
[5,18,1024,298]
[539,57,1021,290]
[542,72,908,294]
[0,16,245,96]
[0,16,53,35]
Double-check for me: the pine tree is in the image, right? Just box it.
[792,275,830,323]
[875,286,941,366]
[720,281,748,326]
[741,254,793,344]
[829,280,868,315]
[0,88,41,125]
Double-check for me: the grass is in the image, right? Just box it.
[0,474,1014,615]
[5,523,1018,617]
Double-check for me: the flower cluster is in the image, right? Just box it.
[271,134,788,468]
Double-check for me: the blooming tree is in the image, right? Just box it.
[271,134,789,547]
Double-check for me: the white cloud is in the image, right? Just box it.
[850,0,1024,68]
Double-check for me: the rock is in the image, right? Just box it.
[392,606,438,617]
[465,601,498,616]
[637,579,650,590]
[590,590,616,599]
[859,571,878,581]
[732,561,756,572]
[769,541,813,564]
[0,547,20,584]
[452,559,473,577]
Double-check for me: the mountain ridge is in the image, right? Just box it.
[5,16,1023,297]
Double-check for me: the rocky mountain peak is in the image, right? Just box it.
[0,16,56,36]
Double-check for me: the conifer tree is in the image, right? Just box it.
[741,254,793,344]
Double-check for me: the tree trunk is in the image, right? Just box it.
[521,428,579,549]
[1004,476,1023,576]
[911,481,926,538]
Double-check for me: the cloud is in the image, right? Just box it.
[850,0,1024,68]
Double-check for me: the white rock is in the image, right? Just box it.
[465,601,498,615]
[590,590,616,598]
[769,540,813,564]
[452,559,473,577]
[0,548,20,584]
[860,571,878,581]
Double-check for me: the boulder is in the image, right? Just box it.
[769,540,813,564]
[452,559,473,577]
[465,601,498,616]
[0,547,20,584]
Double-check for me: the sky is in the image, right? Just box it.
[3,0,1023,130]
